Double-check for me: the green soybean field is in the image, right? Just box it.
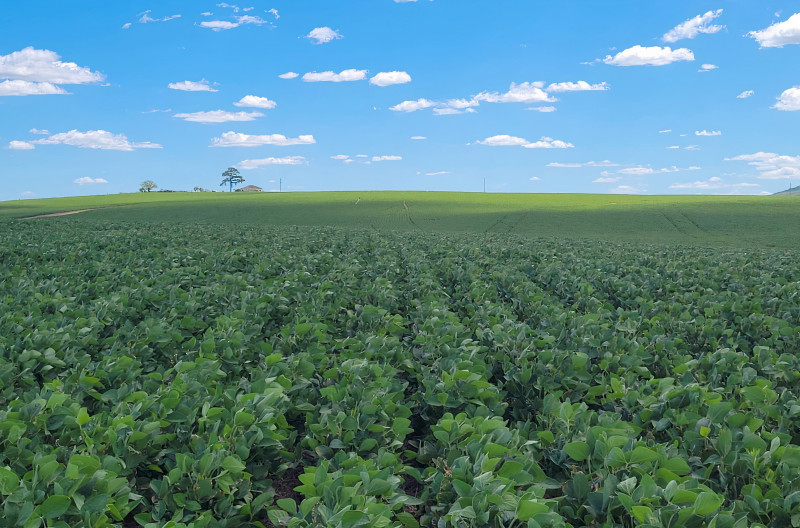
[2,195,800,528]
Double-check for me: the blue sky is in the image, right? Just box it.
[2,1,800,198]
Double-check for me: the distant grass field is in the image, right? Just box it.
[2,191,798,248]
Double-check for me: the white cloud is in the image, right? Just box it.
[603,45,694,66]
[737,90,755,99]
[29,128,50,135]
[663,9,724,43]
[545,81,609,92]
[237,156,306,170]
[73,177,108,185]
[685,145,701,151]
[305,27,343,44]
[372,155,402,161]
[0,80,68,96]
[370,71,412,87]
[331,154,350,160]
[618,165,700,175]
[426,171,449,176]
[547,160,618,168]
[302,69,367,82]
[391,81,561,115]
[477,135,530,146]
[477,135,573,149]
[667,145,680,149]
[0,47,105,84]
[529,176,541,181]
[610,185,643,194]
[668,177,760,192]
[168,79,218,92]
[748,13,800,48]
[267,8,279,19]
[20,191,35,197]
[726,152,800,179]
[234,95,277,109]
[523,137,574,149]
[278,72,299,79]
[26,130,162,151]
[695,130,722,136]
[475,81,555,103]
[124,10,181,28]
[773,87,800,111]
[699,64,718,72]
[390,98,436,112]
[410,136,427,140]
[210,131,316,147]
[8,140,35,150]
[593,176,622,183]
[659,129,672,133]
[173,110,264,123]
[199,15,269,31]
[201,12,213,16]
[527,106,557,112]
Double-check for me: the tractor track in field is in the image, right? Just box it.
[20,209,97,219]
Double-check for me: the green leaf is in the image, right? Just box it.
[632,505,652,522]
[39,495,71,519]
[629,446,659,465]
[0,467,20,495]
[694,492,723,515]
[221,456,246,473]
[564,441,590,462]
[276,498,297,515]
[517,500,548,521]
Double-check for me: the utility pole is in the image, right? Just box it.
[280,178,282,193]
[483,178,486,193]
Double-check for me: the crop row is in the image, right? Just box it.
[1,221,799,527]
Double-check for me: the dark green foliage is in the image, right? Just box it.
[1,219,800,527]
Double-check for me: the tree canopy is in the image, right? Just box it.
[220,167,244,192]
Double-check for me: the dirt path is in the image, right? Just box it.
[21,209,95,219]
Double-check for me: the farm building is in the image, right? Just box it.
[236,185,263,192]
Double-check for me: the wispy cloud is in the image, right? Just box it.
[237,156,306,170]
[12,130,162,151]
[199,15,270,31]
[737,90,754,99]
[695,130,722,136]
[698,63,718,72]
[669,176,760,193]
[123,10,181,29]
[663,9,724,43]
[372,155,402,161]
[546,81,609,92]
[0,80,68,96]
[278,72,299,79]
[173,110,264,123]
[74,177,109,185]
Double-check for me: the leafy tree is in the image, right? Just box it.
[220,167,244,192]
[139,180,157,193]
[193,186,208,192]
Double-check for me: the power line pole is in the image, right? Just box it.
[280,178,282,193]
[483,178,486,193]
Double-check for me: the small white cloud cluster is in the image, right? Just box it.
[726,152,800,179]
[668,177,759,193]
[695,130,722,136]
[476,135,574,149]
[298,69,412,86]
[390,80,607,115]
[74,177,109,185]
[210,132,316,147]
[0,47,105,96]
[173,110,264,123]
[168,79,218,92]
[330,154,403,164]
[200,14,271,31]
[305,27,343,44]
